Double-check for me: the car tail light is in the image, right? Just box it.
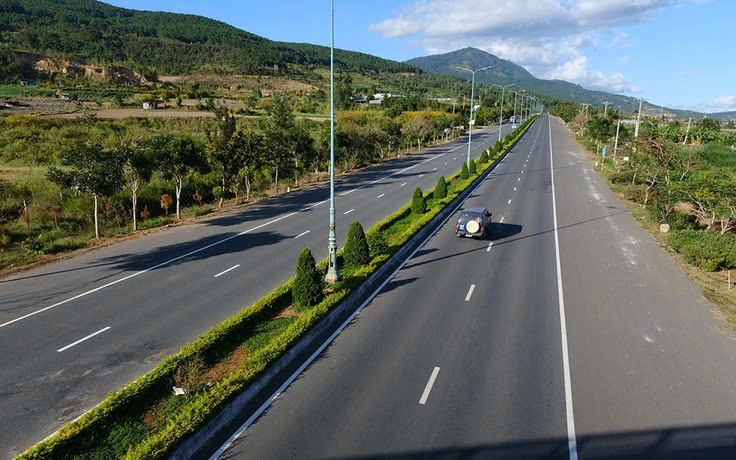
[456,224,459,231]
[480,226,485,233]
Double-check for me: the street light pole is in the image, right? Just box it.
[455,65,493,170]
[634,97,643,138]
[494,83,514,142]
[326,0,339,283]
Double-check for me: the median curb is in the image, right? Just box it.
[169,118,537,459]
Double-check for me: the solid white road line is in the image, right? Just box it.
[464,284,476,302]
[377,194,385,199]
[57,327,111,353]
[344,209,354,215]
[294,230,311,239]
[214,264,241,278]
[549,116,578,460]
[419,367,441,405]
[208,140,511,459]
[401,182,407,187]
[486,242,493,252]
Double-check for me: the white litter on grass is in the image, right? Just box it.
[173,386,187,396]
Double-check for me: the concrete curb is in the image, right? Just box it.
[169,118,537,460]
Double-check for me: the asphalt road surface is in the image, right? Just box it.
[209,115,736,460]
[0,121,516,456]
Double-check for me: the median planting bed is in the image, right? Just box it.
[19,117,538,460]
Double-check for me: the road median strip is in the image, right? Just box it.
[18,117,538,460]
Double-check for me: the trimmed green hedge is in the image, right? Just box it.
[20,118,538,460]
[668,230,736,272]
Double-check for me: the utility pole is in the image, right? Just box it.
[326,0,339,283]
[613,119,621,160]
[603,101,609,117]
[582,103,590,119]
[455,65,493,170]
[634,97,643,138]
[683,117,692,145]
[494,83,514,142]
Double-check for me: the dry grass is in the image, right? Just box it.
[203,346,248,384]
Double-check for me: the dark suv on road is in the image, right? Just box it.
[456,207,492,239]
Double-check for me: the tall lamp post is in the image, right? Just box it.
[455,65,493,170]
[326,0,339,283]
[494,83,514,142]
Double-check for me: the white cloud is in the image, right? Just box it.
[703,96,736,113]
[370,0,695,94]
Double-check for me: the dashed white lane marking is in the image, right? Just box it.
[433,168,437,171]
[518,178,521,181]
[214,264,241,277]
[419,367,441,405]
[401,182,407,187]
[377,194,385,199]
[57,327,111,353]
[514,187,517,191]
[339,189,356,196]
[419,174,424,178]
[294,230,311,239]
[500,216,505,223]
[344,209,354,215]
[444,162,448,165]
[465,284,476,302]
[487,242,493,252]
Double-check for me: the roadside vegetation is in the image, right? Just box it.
[17,117,537,460]
[557,105,736,322]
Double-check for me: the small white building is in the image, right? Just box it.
[142,101,158,110]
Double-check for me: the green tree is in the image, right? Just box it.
[207,110,240,207]
[293,248,324,310]
[121,139,154,231]
[263,93,295,191]
[47,143,124,239]
[479,150,488,163]
[435,176,447,199]
[153,134,208,219]
[344,221,370,267]
[460,161,469,180]
[411,186,426,214]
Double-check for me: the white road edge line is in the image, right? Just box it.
[464,284,476,302]
[344,209,354,215]
[214,264,241,278]
[294,230,311,239]
[207,130,515,459]
[486,242,493,252]
[57,327,111,353]
[549,116,578,460]
[377,194,385,199]
[419,366,441,405]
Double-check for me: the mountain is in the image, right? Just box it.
[0,0,418,77]
[407,48,735,121]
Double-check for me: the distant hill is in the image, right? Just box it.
[407,48,735,121]
[0,0,418,77]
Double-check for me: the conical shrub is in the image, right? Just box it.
[460,161,469,180]
[293,248,323,310]
[344,221,370,267]
[435,176,447,199]
[411,186,426,214]
[469,159,477,175]
[479,150,488,163]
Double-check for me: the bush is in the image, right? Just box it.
[366,231,388,257]
[292,248,324,310]
[411,187,426,214]
[623,184,648,204]
[609,170,634,184]
[344,221,370,267]
[480,150,488,163]
[469,159,477,175]
[460,161,469,180]
[435,176,447,199]
[668,230,736,272]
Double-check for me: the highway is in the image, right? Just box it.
[0,122,514,456]
[206,115,736,460]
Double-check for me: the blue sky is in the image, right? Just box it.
[107,1,735,113]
